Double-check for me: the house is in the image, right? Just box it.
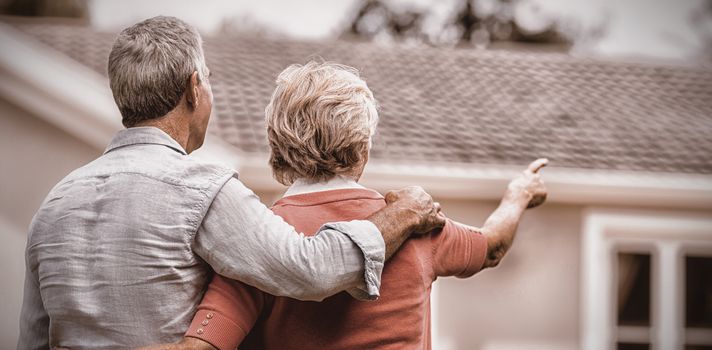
[1,16,711,349]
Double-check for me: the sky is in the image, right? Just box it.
[88,0,711,62]
[520,0,710,60]
[89,0,359,39]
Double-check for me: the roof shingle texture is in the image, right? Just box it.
[8,19,712,174]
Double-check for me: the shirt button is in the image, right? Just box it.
[197,328,204,335]
[206,312,214,319]
[202,319,209,326]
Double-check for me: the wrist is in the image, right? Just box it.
[374,199,419,235]
[392,200,420,232]
[503,187,532,208]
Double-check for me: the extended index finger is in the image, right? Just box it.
[526,158,549,174]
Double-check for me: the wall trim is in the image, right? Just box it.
[237,154,712,209]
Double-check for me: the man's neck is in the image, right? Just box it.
[135,111,191,153]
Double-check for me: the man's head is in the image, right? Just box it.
[108,16,212,151]
[265,61,379,185]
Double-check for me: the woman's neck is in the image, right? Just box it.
[284,176,364,197]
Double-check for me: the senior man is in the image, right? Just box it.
[17,16,443,349]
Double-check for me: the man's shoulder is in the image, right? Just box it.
[63,149,235,189]
[39,151,238,220]
[180,156,237,187]
[31,152,239,239]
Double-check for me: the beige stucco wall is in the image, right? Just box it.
[433,199,582,349]
[0,97,101,347]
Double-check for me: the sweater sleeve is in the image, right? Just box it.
[432,219,488,278]
[185,275,268,350]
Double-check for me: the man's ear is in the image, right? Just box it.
[186,71,201,109]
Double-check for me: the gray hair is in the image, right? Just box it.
[108,16,208,127]
[265,61,379,185]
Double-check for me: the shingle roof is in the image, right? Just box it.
[6,18,712,174]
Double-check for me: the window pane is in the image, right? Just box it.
[686,256,712,328]
[617,343,650,350]
[618,253,651,326]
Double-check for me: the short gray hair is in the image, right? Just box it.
[265,61,379,185]
[108,16,208,127]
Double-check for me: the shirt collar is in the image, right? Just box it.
[104,127,188,155]
[284,176,366,198]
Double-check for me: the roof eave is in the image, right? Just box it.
[0,22,120,149]
[236,153,712,210]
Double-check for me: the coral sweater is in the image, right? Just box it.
[186,187,487,350]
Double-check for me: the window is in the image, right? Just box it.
[582,211,712,350]
[686,257,712,329]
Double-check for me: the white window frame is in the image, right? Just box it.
[581,209,712,350]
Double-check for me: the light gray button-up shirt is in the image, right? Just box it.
[18,127,385,350]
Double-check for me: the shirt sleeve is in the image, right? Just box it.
[192,178,385,302]
[17,254,50,350]
[185,275,266,350]
[432,218,488,278]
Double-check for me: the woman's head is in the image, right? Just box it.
[265,61,378,185]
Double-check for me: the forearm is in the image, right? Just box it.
[481,190,530,268]
[480,158,548,268]
[196,179,385,301]
[367,203,418,260]
[198,217,383,301]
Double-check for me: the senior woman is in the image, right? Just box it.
[151,61,547,350]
